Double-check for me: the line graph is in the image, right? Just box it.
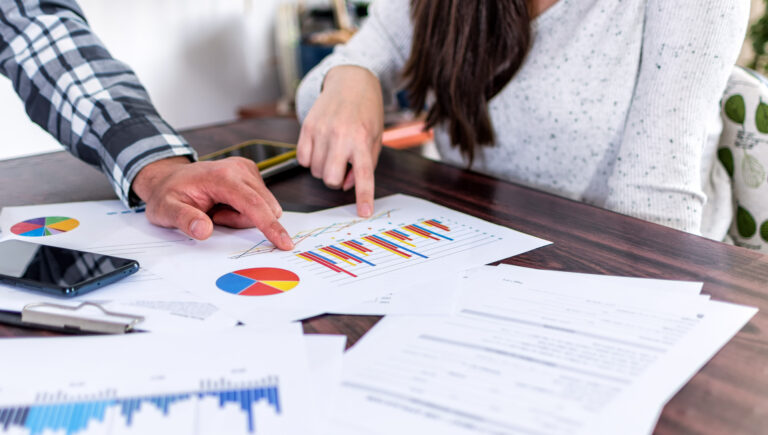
[229,209,395,259]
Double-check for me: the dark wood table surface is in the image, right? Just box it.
[1,118,767,434]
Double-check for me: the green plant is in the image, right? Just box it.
[750,1,768,72]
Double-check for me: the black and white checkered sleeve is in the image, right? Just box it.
[0,0,197,207]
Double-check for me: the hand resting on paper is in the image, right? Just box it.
[131,156,294,250]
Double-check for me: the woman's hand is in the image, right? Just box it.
[297,65,384,217]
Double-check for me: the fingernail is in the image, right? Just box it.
[281,231,294,249]
[360,203,372,217]
[190,219,205,239]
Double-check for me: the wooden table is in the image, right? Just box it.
[1,118,767,434]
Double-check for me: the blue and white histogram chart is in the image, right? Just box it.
[0,328,312,435]
[0,378,280,435]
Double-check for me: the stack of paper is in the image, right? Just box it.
[327,266,756,435]
[0,196,757,434]
[0,195,551,329]
[0,324,346,435]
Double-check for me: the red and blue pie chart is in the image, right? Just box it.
[216,267,300,296]
[10,216,80,237]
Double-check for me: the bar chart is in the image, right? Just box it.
[0,378,281,435]
[292,217,502,284]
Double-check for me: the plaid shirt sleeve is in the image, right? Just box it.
[0,0,197,207]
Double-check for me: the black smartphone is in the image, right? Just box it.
[0,240,139,297]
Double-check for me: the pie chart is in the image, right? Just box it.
[216,267,300,296]
[10,216,80,237]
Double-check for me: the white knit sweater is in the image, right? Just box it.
[297,0,749,239]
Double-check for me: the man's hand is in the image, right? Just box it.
[131,156,294,250]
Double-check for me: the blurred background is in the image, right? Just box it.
[0,0,764,161]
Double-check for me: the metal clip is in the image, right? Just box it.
[21,302,144,334]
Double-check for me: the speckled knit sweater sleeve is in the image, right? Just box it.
[296,0,749,236]
[296,0,410,121]
[604,0,748,233]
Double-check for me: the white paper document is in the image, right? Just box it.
[1,196,550,323]
[328,275,462,316]
[304,334,348,434]
[494,264,705,298]
[328,268,756,435]
[0,201,242,331]
[159,194,551,321]
[0,325,344,435]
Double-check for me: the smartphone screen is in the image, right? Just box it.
[201,142,295,163]
[0,240,138,296]
[207,143,294,161]
[200,141,299,179]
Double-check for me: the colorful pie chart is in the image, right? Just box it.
[216,267,300,296]
[10,216,80,237]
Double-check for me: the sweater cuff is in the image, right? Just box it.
[296,57,383,122]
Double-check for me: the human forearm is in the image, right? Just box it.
[295,0,411,122]
[0,0,195,207]
[605,0,748,233]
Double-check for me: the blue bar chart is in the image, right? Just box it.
[0,379,281,435]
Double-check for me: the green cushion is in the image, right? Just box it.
[719,66,768,250]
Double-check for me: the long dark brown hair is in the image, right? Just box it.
[404,0,532,164]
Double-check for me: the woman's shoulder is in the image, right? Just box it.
[639,0,749,61]
[642,0,749,28]
[363,0,415,60]
[369,0,412,24]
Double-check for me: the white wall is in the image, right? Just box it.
[0,0,283,161]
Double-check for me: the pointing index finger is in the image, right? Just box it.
[352,151,375,217]
[214,181,294,250]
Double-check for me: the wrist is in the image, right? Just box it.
[324,65,378,93]
[131,156,191,203]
